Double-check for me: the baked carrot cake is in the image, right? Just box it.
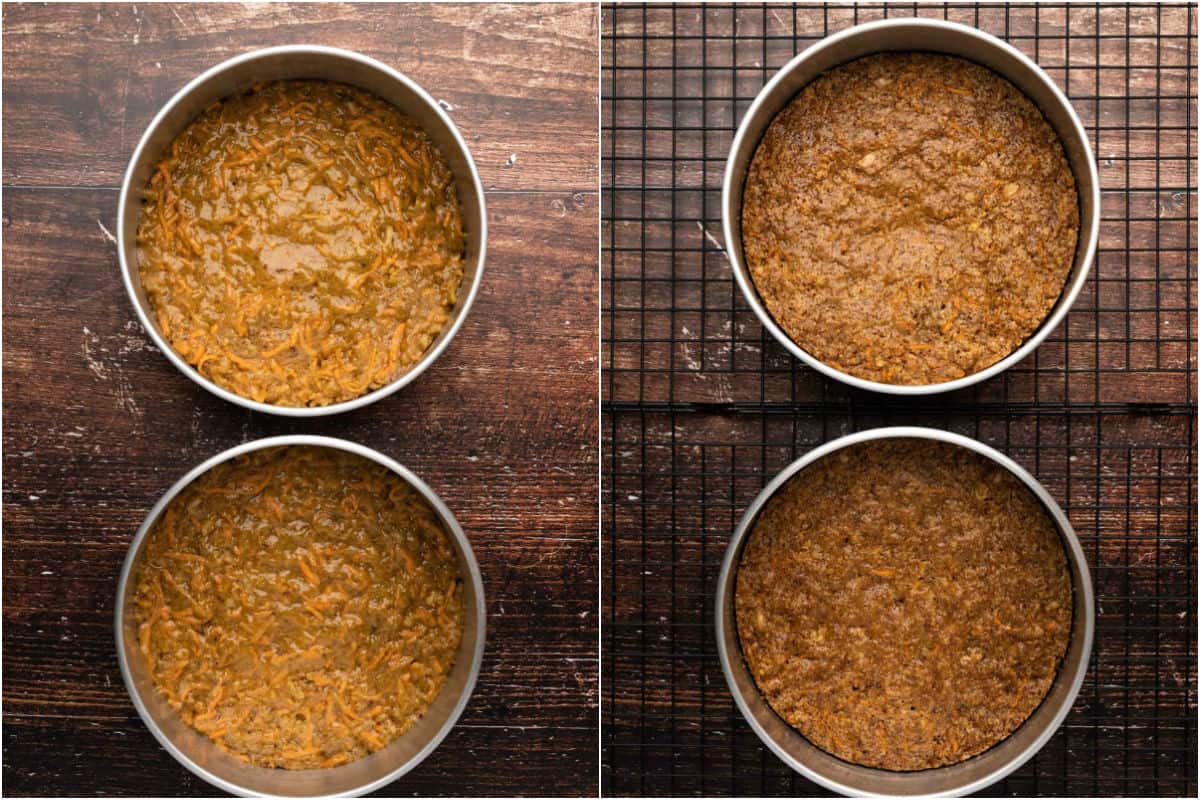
[136,80,465,406]
[741,53,1079,385]
[132,446,463,769]
[735,438,1072,771]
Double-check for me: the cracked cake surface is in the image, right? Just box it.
[741,53,1079,385]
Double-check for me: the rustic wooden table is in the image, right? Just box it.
[3,3,598,796]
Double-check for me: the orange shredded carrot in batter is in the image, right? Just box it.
[131,446,463,770]
[136,80,465,408]
[298,558,320,587]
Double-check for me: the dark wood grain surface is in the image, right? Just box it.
[2,3,599,796]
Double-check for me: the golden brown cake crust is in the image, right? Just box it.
[735,439,1072,771]
[741,53,1079,385]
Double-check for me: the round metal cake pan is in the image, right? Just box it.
[721,18,1100,396]
[115,435,486,798]
[117,45,486,417]
[715,426,1094,798]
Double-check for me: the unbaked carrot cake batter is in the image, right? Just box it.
[136,80,465,406]
[132,446,463,769]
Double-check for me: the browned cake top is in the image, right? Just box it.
[741,53,1079,385]
[735,438,1072,771]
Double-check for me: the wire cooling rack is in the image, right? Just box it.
[601,3,1196,796]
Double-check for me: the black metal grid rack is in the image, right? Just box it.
[601,3,1196,796]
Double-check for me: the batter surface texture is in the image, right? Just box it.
[137,80,465,407]
[741,53,1079,385]
[133,446,464,770]
[735,438,1072,771]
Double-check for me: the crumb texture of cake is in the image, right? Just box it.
[741,53,1079,385]
[735,438,1072,771]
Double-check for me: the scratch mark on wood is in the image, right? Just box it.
[169,5,190,33]
[696,220,726,254]
[96,219,117,246]
[80,325,144,419]
[81,327,109,381]
[117,78,129,152]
